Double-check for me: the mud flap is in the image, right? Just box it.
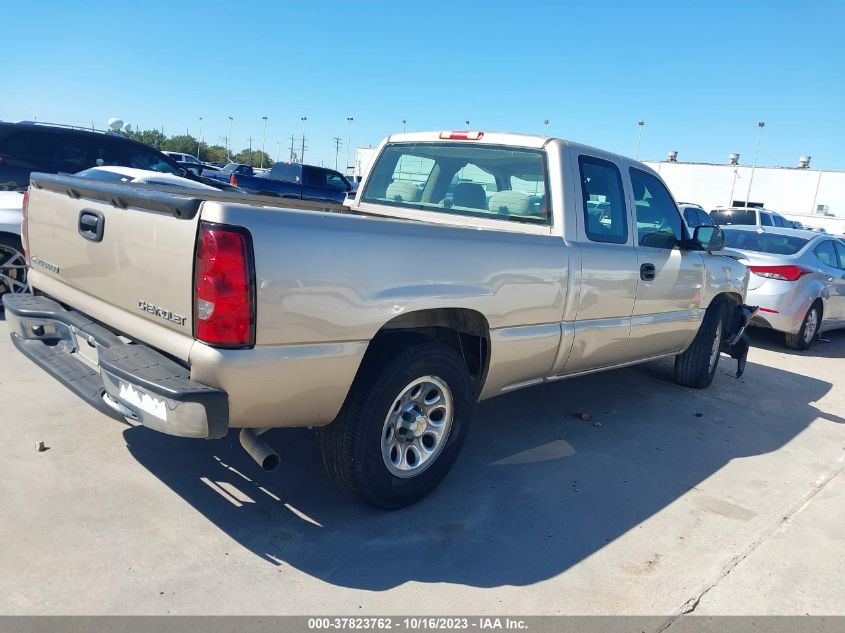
[721,304,758,378]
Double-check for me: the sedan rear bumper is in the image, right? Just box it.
[2,293,228,439]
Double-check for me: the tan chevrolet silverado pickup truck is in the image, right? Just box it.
[4,131,754,508]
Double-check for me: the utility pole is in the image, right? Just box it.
[635,120,645,160]
[745,120,765,207]
[346,116,353,173]
[332,137,343,171]
[247,136,255,166]
[300,117,307,163]
[197,116,203,159]
[289,134,296,162]
[261,116,268,168]
[227,116,234,160]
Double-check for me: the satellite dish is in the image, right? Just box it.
[122,123,132,132]
[107,118,124,131]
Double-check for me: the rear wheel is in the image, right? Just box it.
[674,299,727,389]
[0,234,27,306]
[320,341,474,509]
[785,302,821,350]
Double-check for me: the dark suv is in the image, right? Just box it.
[0,121,228,303]
[0,121,188,192]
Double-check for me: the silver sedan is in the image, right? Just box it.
[722,226,845,350]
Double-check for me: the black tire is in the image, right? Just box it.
[674,299,727,389]
[0,233,27,306]
[785,301,822,351]
[320,340,474,509]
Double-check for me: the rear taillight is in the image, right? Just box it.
[749,265,812,281]
[229,174,238,186]
[21,190,29,263]
[194,222,255,347]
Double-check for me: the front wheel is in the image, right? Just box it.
[674,300,727,389]
[320,341,474,509]
[785,302,821,350]
[0,234,28,306]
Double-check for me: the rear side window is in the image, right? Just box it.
[723,230,809,255]
[711,209,757,225]
[760,212,773,226]
[834,242,845,270]
[362,142,551,225]
[814,241,838,268]
[630,168,683,249]
[578,156,627,243]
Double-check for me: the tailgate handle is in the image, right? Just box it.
[78,210,105,242]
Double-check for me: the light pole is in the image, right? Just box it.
[402,119,407,132]
[300,117,307,163]
[543,119,549,136]
[261,116,268,168]
[277,140,283,162]
[227,116,234,160]
[745,120,765,207]
[635,120,645,159]
[465,120,470,128]
[346,116,353,174]
[197,116,203,159]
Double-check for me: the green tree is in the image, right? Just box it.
[124,128,167,149]
[232,148,274,168]
[204,145,229,164]
[162,134,200,155]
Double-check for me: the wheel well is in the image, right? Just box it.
[712,292,743,336]
[361,308,490,392]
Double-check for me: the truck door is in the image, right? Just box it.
[626,167,705,358]
[562,154,638,374]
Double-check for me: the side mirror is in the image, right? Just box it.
[693,225,725,251]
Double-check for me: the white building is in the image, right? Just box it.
[645,155,845,231]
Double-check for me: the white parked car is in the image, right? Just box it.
[0,191,26,300]
[711,206,790,228]
[723,226,845,349]
[162,151,202,165]
[74,166,219,190]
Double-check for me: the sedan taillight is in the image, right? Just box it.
[749,265,812,281]
[194,222,255,347]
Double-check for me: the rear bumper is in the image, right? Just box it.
[2,293,228,439]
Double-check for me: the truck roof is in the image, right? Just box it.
[383,130,648,169]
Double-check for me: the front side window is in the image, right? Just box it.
[814,241,838,268]
[361,142,550,225]
[579,156,627,243]
[630,168,683,249]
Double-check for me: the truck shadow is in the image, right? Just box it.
[124,352,842,590]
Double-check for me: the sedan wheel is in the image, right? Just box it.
[0,236,28,303]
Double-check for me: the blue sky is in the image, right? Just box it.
[3,1,844,170]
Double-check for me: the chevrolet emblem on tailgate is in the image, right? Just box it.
[138,301,187,326]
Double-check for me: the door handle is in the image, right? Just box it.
[640,263,656,281]
[78,210,105,242]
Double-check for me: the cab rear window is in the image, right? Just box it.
[361,142,550,225]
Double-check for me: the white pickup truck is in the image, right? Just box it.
[4,130,753,508]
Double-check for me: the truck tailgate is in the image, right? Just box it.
[26,174,201,359]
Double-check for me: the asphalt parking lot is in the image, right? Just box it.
[1,314,843,620]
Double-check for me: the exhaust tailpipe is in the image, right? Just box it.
[239,428,280,471]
